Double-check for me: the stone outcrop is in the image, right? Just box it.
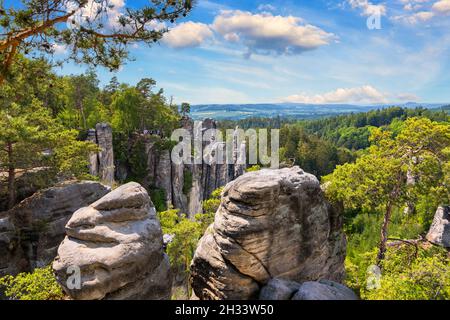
[259,278,301,300]
[0,167,56,212]
[0,181,109,277]
[53,182,172,300]
[172,162,188,214]
[86,123,115,186]
[100,118,247,217]
[259,278,357,300]
[291,280,358,300]
[190,167,346,300]
[155,149,173,208]
[426,206,450,248]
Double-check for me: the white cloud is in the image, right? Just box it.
[392,0,450,25]
[282,85,391,104]
[66,0,125,30]
[432,0,450,14]
[52,43,68,55]
[396,92,420,101]
[162,22,214,49]
[212,10,335,56]
[347,0,387,16]
[392,10,435,24]
[257,4,276,12]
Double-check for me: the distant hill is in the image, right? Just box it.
[190,102,447,121]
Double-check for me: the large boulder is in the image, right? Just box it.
[0,181,109,277]
[259,278,301,300]
[291,280,358,300]
[426,206,450,248]
[53,182,172,300]
[190,167,346,300]
[259,278,357,301]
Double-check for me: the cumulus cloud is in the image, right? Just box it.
[162,22,214,49]
[282,86,390,104]
[392,0,450,25]
[432,0,450,14]
[211,10,335,56]
[347,0,387,16]
[392,10,435,24]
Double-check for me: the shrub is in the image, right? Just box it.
[0,266,65,300]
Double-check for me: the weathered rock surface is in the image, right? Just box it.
[0,167,56,212]
[426,206,450,248]
[86,123,115,186]
[291,280,358,300]
[0,215,17,276]
[259,278,357,301]
[97,123,115,186]
[90,118,248,217]
[53,182,172,300]
[190,167,346,300]
[0,181,109,277]
[172,162,188,214]
[259,278,301,300]
[155,149,173,208]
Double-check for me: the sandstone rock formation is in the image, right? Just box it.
[53,182,172,300]
[259,278,301,300]
[86,123,115,186]
[155,149,173,208]
[426,206,450,248]
[259,278,357,300]
[190,167,346,300]
[104,118,248,217]
[0,181,109,277]
[291,280,358,300]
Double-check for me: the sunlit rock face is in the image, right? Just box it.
[53,182,172,300]
[427,206,450,248]
[190,167,346,300]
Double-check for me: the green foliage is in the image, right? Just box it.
[325,118,450,213]
[0,1,193,82]
[181,102,191,117]
[182,169,193,195]
[246,165,261,172]
[158,208,202,297]
[0,266,64,300]
[0,64,99,207]
[150,188,167,212]
[353,246,450,300]
[157,188,224,296]
[197,187,223,234]
[128,138,148,183]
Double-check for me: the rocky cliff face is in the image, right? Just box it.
[427,206,450,248]
[87,123,115,186]
[0,181,109,277]
[53,182,172,300]
[190,167,346,300]
[92,119,247,217]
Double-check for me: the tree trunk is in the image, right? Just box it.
[7,142,16,209]
[377,202,394,267]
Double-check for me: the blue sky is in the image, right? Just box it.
[57,0,450,105]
